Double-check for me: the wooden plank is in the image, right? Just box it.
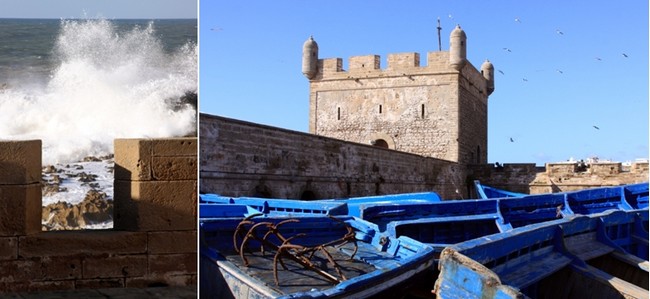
[570,263,649,299]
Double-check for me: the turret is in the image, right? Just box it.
[449,25,467,71]
[302,36,319,79]
[481,59,495,95]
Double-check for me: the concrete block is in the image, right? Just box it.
[0,140,41,184]
[149,253,196,276]
[74,278,124,289]
[0,259,40,282]
[115,138,197,181]
[148,231,196,254]
[114,180,197,231]
[114,139,153,181]
[19,231,147,257]
[0,280,74,293]
[152,138,197,156]
[0,183,42,236]
[83,254,147,278]
[0,237,17,260]
[40,256,82,280]
[152,156,197,181]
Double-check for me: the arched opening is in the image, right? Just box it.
[300,190,317,200]
[253,185,272,198]
[371,139,389,148]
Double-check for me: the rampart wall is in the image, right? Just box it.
[200,114,467,200]
[202,114,648,200]
[0,138,196,293]
[468,162,649,195]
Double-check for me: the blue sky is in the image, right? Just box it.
[0,0,197,19]
[202,1,647,166]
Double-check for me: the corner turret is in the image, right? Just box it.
[449,25,467,71]
[481,59,495,95]
[302,36,319,79]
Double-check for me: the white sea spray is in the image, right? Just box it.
[0,19,197,165]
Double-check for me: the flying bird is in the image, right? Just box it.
[595,57,602,61]
[555,29,564,35]
[448,14,454,19]
[498,70,505,75]
[622,53,628,58]
[502,47,512,52]
[510,137,515,142]
[593,125,600,130]
[210,27,223,31]
[522,78,528,82]
[556,69,563,74]
[514,17,521,23]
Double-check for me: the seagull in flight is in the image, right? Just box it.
[556,69,563,74]
[522,78,528,82]
[555,29,564,35]
[595,57,602,61]
[593,125,600,130]
[510,137,515,142]
[498,70,505,75]
[622,53,628,58]
[514,17,521,23]
[502,47,512,52]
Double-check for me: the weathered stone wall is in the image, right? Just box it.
[200,114,468,200]
[0,138,196,293]
[468,162,649,195]
[307,51,489,165]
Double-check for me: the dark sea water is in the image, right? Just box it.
[0,18,197,164]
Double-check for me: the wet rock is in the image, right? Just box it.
[77,172,97,182]
[42,190,113,231]
[43,165,58,174]
[83,156,102,162]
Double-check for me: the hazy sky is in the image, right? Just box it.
[200,1,649,166]
[1,0,197,19]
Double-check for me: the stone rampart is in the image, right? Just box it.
[0,138,196,293]
[200,114,467,200]
[468,161,649,195]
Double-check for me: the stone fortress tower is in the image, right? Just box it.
[303,26,494,165]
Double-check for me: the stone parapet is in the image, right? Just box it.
[0,138,197,293]
[0,140,42,236]
[113,138,197,232]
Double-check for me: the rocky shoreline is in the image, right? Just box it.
[41,156,114,230]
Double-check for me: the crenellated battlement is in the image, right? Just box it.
[468,161,649,194]
[316,51,473,80]
[0,138,197,292]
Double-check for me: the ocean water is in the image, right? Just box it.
[0,18,197,165]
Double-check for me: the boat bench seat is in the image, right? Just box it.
[494,248,573,289]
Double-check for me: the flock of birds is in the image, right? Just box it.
[458,15,628,145]
[211,13,635,152]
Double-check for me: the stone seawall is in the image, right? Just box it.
[468,162,648,195]
[0,138,196,293]
[200,114,467,200]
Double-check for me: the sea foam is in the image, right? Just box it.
[0,19,197,165]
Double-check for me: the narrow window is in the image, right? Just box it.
[337,107,340,120]
[379,105,382,114]
[421,104,425,119]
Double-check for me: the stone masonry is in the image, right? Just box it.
[305,27,491,166]
[0,138,196,293]
[200,114,467,200]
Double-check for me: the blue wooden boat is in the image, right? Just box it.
[200,182,648,297]
[474,180,527,199]
[433,209,649,299]
[200,193,348,216]
[199,203,436,298]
